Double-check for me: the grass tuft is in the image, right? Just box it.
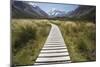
[12,19,51,65]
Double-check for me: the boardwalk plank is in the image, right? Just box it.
[34,24,71,65]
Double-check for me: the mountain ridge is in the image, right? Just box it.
[12,1,48,18]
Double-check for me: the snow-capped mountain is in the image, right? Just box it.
[12,1,95,22]
[48,8,67,18]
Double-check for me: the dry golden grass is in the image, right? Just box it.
[12,19,51,65]
[12,19,96,65]
[50,20,96,62]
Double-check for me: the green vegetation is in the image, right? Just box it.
[50,20,96,62]
[12,19,96,65]
[12,19,51,65]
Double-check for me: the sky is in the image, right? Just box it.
[28,2,79,14]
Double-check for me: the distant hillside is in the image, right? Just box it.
[67,5,96,22]
[12,1,48,18]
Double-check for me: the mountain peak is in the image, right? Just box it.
[48,8,66,17]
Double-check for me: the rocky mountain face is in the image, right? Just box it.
[67,5,96,21]
[12,1,48,18]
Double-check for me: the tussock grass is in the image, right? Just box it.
[51,20,96,62]
[12,19,96,65]
[12,19,51,65]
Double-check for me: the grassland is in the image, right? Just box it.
[11,19,51,65]
[50,20,96,62]
[12,19,96,65]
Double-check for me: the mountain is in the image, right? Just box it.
[12,1,48,18]
[12,1,96,22]
[48,9,67,18]
[67,5,96,22]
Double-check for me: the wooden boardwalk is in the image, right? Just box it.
[34,24,71,65]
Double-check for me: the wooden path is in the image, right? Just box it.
[35,24,71,65]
